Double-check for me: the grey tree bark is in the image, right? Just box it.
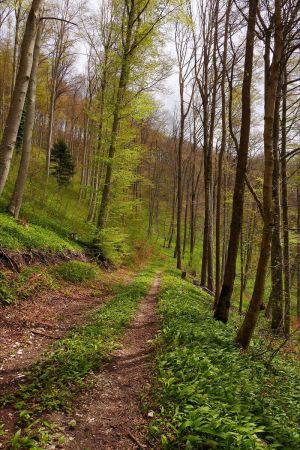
[0,0,44,196]
[9,22,42,219]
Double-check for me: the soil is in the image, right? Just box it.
[0,249,88,273]
[0,267,134,445]
[47,274,161,450]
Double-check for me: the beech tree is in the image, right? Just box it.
[237,0,284,349]
[0,0,45,196]
[214,0,259,322]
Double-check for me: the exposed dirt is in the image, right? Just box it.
[47,274,161,450]
[0,267,134,444]
[0,249,88,273]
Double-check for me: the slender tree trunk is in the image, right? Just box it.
[270,88,284,333]
[243,206,256,294]
[189,118,197,265]
[214,0,259,322]
[239,223,244,314]
[11,5,22,97]
[0,0,44,195]
[183,174,190,258]
[46,79,56,178]
[9,22,42,219]
[97,8,135,231]
[176,117,184,269]
[281,68,291,335]
[236,0,283,349]
[297,185,300,321]
[215,0,231,304]
[168,173,177,248]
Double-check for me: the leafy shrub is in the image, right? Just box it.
[94,227,130,265]
[53,261,98,283]
[0,284,14,305]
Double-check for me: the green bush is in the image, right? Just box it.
[53,261,99,283]
[94,227,131,265]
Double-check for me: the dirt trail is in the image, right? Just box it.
[0,268,133,396]
[50,274,161,450]
[0,268,134,443]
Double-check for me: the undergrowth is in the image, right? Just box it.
[52,261,99,283]
[1,263,160,448]
[150,269,300,449]
[0,213,82,253]
[0,268,55,305]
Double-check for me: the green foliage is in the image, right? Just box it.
[95,227,131,265]
[0,267,55,306]
[151,270,300,449]
[0,422,5,437]
[53,261,98,283]
[2,265,158,445]
[0,146,95,248]
[0,213,82,252]
[0,272,14,304]
[51,139,75,187]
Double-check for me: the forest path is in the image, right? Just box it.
[0,267,134,442]
[49,274,161,450]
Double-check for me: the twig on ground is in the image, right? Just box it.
[127,430,146,448]
[31,330,62,340]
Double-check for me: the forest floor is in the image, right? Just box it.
[0,266,137,448]
[46,274,161,450]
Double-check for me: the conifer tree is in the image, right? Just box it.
[51,139,75,187]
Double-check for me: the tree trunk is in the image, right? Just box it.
[297,185,300,321]
[214,0,259,322]
[9,22,42,219]
[215,0,231,304]
[239,222,244,314]
[281,68,291,335]
[0,0,44,195]
[11,4,22,97]
[46,79,56,178]
[97,7,134,231]
[236,0,283,349]
[270,87,284,333]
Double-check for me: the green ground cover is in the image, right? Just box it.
[151,269,300,449]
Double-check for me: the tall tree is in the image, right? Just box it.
[237,0,284,349]
[215,0,231,303]
[214,0,259,322]
[9,21,42,218]
[97,0,169,232]
[174,14,195,270]
[0,0,45,195]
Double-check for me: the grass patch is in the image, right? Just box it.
[150,269,300,449]
[52,261,99,283]
[1,264,160,448]
[0,213,82,253]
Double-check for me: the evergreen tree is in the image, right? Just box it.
[51,139,75,187]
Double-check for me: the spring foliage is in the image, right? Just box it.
[151,269,300,449]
